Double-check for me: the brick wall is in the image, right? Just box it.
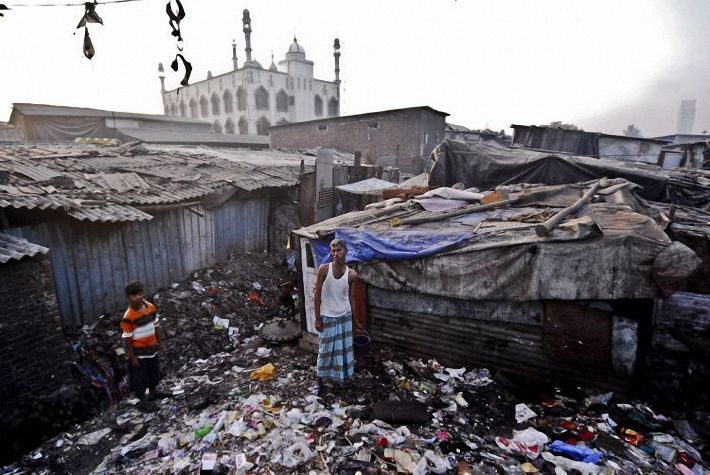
[0,255,69,412]
[271,108,447,174]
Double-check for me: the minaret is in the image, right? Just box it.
[242,9,253,63]
[232,39,238,70]
[333,38,341,84]
[158,62,166,92]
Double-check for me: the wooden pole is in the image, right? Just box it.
[392,198,517,227]
[534,180,603,236]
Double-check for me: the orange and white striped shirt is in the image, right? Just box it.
[121,300,159,359]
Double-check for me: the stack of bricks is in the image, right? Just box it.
[0,255,69,414]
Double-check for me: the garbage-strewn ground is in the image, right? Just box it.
[3,252,708,474]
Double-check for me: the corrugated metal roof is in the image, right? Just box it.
[66,203,153,223]
[0,193,153,222]
[83,172,150,192]
[0,233,49,264]
[0,162,62,181]
[0,142,349,223]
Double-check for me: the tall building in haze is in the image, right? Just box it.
[676,99,696,134]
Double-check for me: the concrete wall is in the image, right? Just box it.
[0,256,69,412]
[271,109,447,174]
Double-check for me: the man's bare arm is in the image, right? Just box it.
[123,338,140,367]
[313,264,328,331]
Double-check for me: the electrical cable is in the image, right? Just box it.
[3,0,142,8]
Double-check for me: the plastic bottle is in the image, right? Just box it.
[195,425,213,439]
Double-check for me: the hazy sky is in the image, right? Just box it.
[0,0,707,136]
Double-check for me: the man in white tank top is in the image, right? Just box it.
[313,238,359,394]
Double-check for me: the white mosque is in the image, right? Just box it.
[159,9,341,136]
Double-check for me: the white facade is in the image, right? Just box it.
[161,37,340,136]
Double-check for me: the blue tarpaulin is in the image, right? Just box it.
[312,228,473,266]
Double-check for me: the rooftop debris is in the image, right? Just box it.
[297,178,704,301]
[431,140,710,207]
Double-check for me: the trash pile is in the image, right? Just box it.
[3,254,709,474]
[5,341,708,474]
[68,249,295,383]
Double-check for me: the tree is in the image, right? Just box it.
[622,124,642,137]
[548,121,580,131]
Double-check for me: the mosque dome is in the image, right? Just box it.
[287,37,305,55]
[243,59,263,69]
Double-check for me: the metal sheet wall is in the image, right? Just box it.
[8,196,268,328]
[368,287,630,392]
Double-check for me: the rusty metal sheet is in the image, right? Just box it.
[367,288,629,393]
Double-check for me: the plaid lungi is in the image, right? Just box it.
[317,312,354,381]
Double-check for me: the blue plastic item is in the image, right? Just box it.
[312,228,473,266]
[549,440,603,464]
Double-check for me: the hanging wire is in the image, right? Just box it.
[4,0,142,7]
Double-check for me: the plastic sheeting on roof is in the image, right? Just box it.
[312,227,474,266]
[429,139,710,206]
[335,178,398,195]
[295,179,701,301]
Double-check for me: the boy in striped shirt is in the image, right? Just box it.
[121,280,163,409]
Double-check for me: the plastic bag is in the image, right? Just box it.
[250,363,276,381]
[515,403,537,423]
[549,440,603,464]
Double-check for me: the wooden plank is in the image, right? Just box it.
[110,226,130,308]
[157,213,172,286]
[26,222,79,327]
[169,209,187,281]
[178,209,192,274]
[122,222,138,286]
[197,206,208,268]
[54,223,81,326]
[205,205,215,266]
[193,209,204,269]
[149,215,168,290]
[242,199,249,251]
[259,197,268,250]
[129,222,152,293]
[162,210,179,282]
[73,226,94,322]
[89,228,110,312]
[143,218,158,290]
[212,205,223,261]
